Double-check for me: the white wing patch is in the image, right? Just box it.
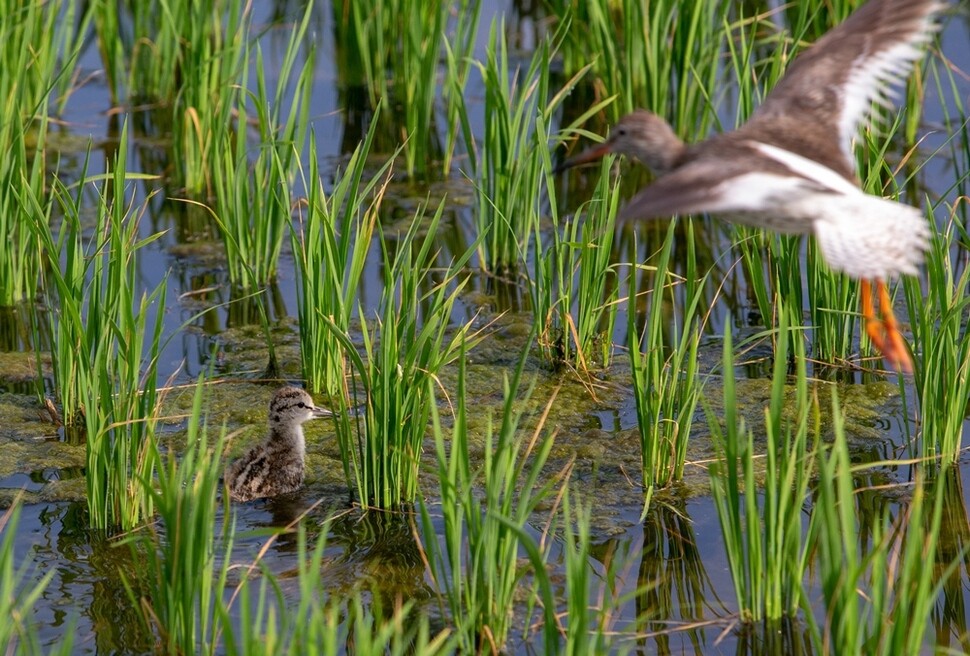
[749,141,859,193]
[839,40,930,161]
[837,0,943,163]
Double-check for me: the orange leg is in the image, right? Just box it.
[860,279,885,351]
[876,280,913,374]
[859,279,913,374]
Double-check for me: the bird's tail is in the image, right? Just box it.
[813,193,930,280]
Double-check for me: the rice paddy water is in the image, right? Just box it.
[1,0,969,653]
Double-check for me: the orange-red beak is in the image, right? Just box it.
[554,141,614,173]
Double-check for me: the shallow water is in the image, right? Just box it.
[2,1,970,653]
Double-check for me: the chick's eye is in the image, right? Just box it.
[298,402,307,409]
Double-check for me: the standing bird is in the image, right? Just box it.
[557,0,943,372]
[226,386,333,502]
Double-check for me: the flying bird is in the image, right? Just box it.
[558,0,943,372]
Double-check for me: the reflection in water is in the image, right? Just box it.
[634,502,720,654]
[734,617,815,656]
[0,304,37,354]
[227,283,288,330]
[28,501,155,653]
[328,509,431,604]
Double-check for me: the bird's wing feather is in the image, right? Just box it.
[617,151,824,222]
[617,168,728,221]
[741,0,942,174]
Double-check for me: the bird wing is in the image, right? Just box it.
[617,168,729,221]
[740,0,942,175]
[617,146,829,222]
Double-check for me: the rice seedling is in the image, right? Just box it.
[19,154,90,425]
[0,0,87,306]
[1,113,46,308]
[548,0,727,127]
[26,125,167,530]
[557,488,617,654]
[706,310,815,624]
[904,209,970,465]
[396,0,446,179]
[0,0,80,113]
[329,0,391,102]
[92,0,250,193]
[270,525,454,655]
[475,22,602,276]
[291,113,395,397]
[629,222,703,510]
[441,0,481,177]
[323,201,480,509]
[806,393,956,654]
[805,243,858,368]
[123,376,231,655]
[533,155,621,370]
[209,12,315,291]
[330,0,479,178]
[91,0,236,104]
[419,346,560,654]
[902,43,970,462]
[474,20,546,276]
[171,1,249,195]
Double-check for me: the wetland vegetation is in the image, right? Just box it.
[1,0,969,653]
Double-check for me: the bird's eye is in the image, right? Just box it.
[298,402,307,408]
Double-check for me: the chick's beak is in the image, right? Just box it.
[311,406,334,419]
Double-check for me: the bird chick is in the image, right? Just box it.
[226,386,332,502]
